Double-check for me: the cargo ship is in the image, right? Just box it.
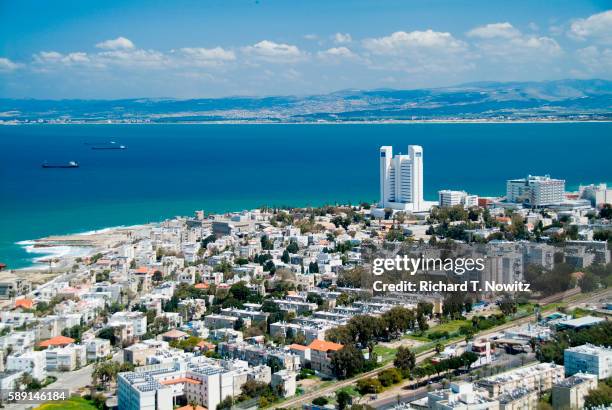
[42,161,79,168]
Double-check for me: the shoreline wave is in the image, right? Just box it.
[13,223,151,269]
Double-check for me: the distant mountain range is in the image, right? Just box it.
[1,79,611,123]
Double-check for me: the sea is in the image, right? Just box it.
[0,122,610,269]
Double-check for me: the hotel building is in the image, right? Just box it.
[506,175,565,207]
[379,145,425,212]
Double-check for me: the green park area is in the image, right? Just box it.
[35,396,98,410]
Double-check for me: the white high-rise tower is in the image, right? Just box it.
[379,145,424,211]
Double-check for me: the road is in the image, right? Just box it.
[46,363,95,394]
[270,288,611,409]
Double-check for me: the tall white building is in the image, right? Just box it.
[506,175,565,207]
[379,145,424,211]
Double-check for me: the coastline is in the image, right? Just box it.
[11,223,155,273]
[2,119,612,126]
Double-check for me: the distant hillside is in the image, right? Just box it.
[1,79,611,123]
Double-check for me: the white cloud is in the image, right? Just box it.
[467,23,562,61]
[179,47,236,65]
[303,34,319,41]
[318,46,356,59]
[179,47,235,61]
[361,30,471,74]
[569,10,612,43]
[242,40,304,62]
[576,45,612,72]
[467,22,520,39]
[64,52,90,63]
[95,36,135,50]
[333,33,352,44]
[33,51,91,65]
[97,49,167,68]
[363,30,467,55]
[35,51,63,62]
[0,57,19,71]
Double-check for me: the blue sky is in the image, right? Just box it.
[1,0,611,99]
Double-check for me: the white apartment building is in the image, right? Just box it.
[6,350,47,381]
[438,190,479,208]
[86,338,112,362]
[45,344,87,371]
[477,362,565,398]
[117,359,260,410]
[580,183,612,208]
[379,145,425,212]
[506,175,565,207]
[564,344,612,379]
[109,311,148,337]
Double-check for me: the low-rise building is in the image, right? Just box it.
[564,343,612,379]
[45,344,87,371]
[308,339,343,376]
[428,382,499,410]
[6,350,47,382]
[477,363,565,398]
[552,373,598,410]
[271,369,297,397]
[86,338,112,362]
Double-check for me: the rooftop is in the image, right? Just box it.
[308,339,343,352]
[38,335,75,348]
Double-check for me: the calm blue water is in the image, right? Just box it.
[1,123,610,269]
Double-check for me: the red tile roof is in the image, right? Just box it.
[308,339,343,352]
[14,298,34,309]
[160,377,202,385]
[161,329,188,339]
[38,335,75,348]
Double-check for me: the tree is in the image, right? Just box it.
[286,241,299,253]
[394,346,416,374]
[435,343,444,354]
[356,377,383,394]
[579,271,600,293]
[92,361,121,389]
[336,390,351,410]
[499,295,517,316]
[217,396,233,410]
[417,301,434,318]
[377,368,402,387]
[584,380,612,408]
[152,270,163,283]
[417,314,428,332]
[600,204,612,219]
[97,327,118,346]
[331,344,365,379]
[312,397,329,406]
[261,235,274,250]
[229,281,250,301]
[263,260,276,274]
[281,249,290,263]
